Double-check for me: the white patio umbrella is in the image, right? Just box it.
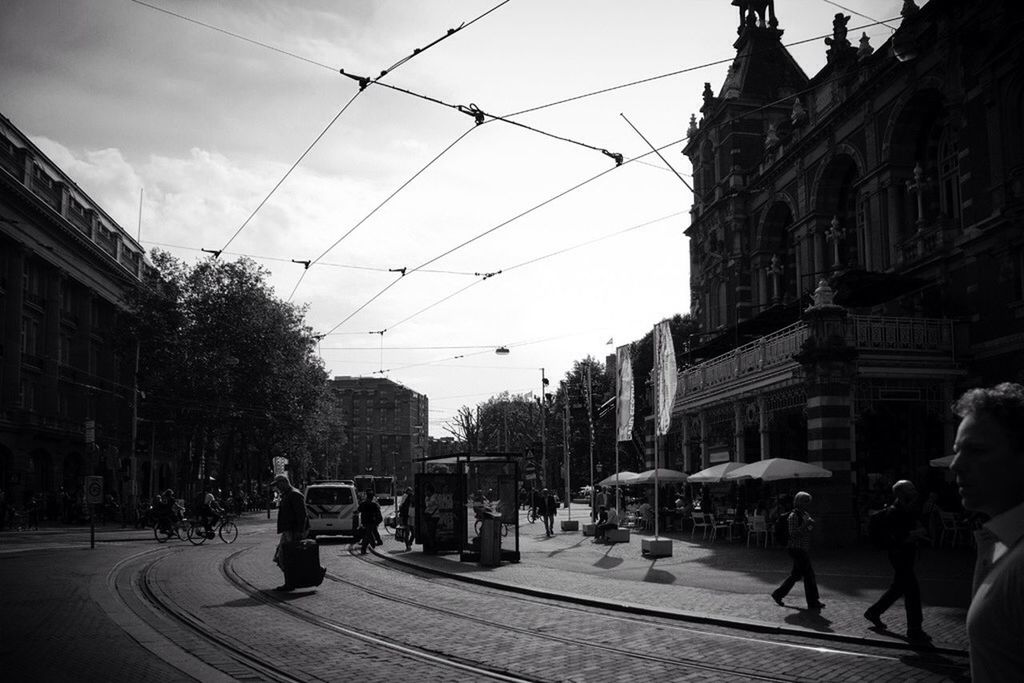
[687,462,745,483]
[929,454,955,468]
[723,458,833,482]
[633,468,689,484]
[597,471,639,487]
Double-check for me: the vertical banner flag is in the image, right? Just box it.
[615,345,634,442]
[654,320,677,436]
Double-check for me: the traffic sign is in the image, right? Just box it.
[85,476,103,504]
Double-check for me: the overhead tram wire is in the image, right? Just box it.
[160,0,515,256]
[821,1,898,32]
[504,17,900,118]
[139,240,478,276]
[321,65,881,338]
[378,209,686,334]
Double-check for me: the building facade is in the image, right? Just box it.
[1,113,149,519]
[330,376,428,489]
[676,0,1024,543]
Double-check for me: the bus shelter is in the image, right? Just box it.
[413,452,521,564]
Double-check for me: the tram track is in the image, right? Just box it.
[112,539,968,682]
[341,544,970,681]
[122,544,538,682]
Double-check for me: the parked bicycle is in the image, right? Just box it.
[187,513,238,545]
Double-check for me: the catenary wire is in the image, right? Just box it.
[379,209,685,334]
[821,1,898,32]
[505,17,899,117]
[209,2,513,255]
[322,64,872,338]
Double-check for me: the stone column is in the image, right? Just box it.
[681,415,691,471]
[758,396,770,460]
[795,280,858,547]
[733,402,745,462]
[2,246,26,405]
[699,411,709,469]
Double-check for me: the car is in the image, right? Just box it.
[303,481,359,540]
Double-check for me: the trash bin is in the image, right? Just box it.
[479,517,501,566]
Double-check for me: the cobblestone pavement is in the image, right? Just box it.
[0,507,971,680]
[375,504,971,654]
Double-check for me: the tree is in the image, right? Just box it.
[123,252,336,497]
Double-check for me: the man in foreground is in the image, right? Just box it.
[771,491,825,611]
[951,382,1024,681]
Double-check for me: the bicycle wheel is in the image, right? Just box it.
[527,508,537,524]
[187,522,207,545]
[501,523,510,537]
[473,519,482,535]
[153,523,171,543]
[219,521,238,544]
[175,519,192,541]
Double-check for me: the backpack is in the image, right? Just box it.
[867,507,893,550]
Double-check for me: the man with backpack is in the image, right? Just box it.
[864,479,930,644]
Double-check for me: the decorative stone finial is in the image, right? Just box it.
[812,279,835,307]
[901,0,920,18]
[765,122,780,150]
[702,82,714,103]
[687,114,698,139]
[857,32,874,59]
[791,98,807,126]
[825,13,852,57]
[731,1,779,34]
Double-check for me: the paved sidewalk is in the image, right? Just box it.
[377,505,972,654]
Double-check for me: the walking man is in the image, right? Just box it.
[539,488,558,536]
[951,382,1024,681]
[272,474,307,592]
[358,491,383,555]
[864,480,930,643]
[771,491,825,611]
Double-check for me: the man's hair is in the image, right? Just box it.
[793,491,812,506]
[952,382,1024,449]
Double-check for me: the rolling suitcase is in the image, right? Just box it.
[281,539,327,588]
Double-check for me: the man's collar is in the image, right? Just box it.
[983,500,1024,548]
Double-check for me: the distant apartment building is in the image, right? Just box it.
[1,112,148,515]
[330,376,428,488]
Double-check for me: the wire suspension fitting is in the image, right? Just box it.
[291,259,312,270]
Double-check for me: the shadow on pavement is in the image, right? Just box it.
[784,609,834,632]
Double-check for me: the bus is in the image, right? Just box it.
[353,475,396,506]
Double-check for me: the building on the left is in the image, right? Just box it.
[1,112,150,522]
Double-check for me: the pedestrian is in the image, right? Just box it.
[358,491,383,554]
[950,382,1024,681]
[271,473,308,591]
[539,488,558,536]
[594,505,619,543]
[398,486,415,551]
[771,491,825,611]
[864,480,930,643]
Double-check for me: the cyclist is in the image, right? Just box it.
[198,487,223,538]
[154,489,176,533]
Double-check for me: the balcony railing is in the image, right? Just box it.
[680,321,809,394]
[679,315,956,397]
[846,315,954,353]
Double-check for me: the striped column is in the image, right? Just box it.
[806,381,852,473]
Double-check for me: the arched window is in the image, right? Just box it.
[699,141,716,201]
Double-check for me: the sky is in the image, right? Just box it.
[1,0,908,436]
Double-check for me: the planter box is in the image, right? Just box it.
[581,523,596,536]
[561,520,580,531]
[641,537,673,558]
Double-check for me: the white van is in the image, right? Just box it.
[304,481,358,539]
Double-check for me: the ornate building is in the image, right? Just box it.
[676,0,1024,543]
[1,113,149,516]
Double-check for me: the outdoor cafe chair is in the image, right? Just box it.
[691,512,712,540]
[711,515,734,542]
[939,511,969,547]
